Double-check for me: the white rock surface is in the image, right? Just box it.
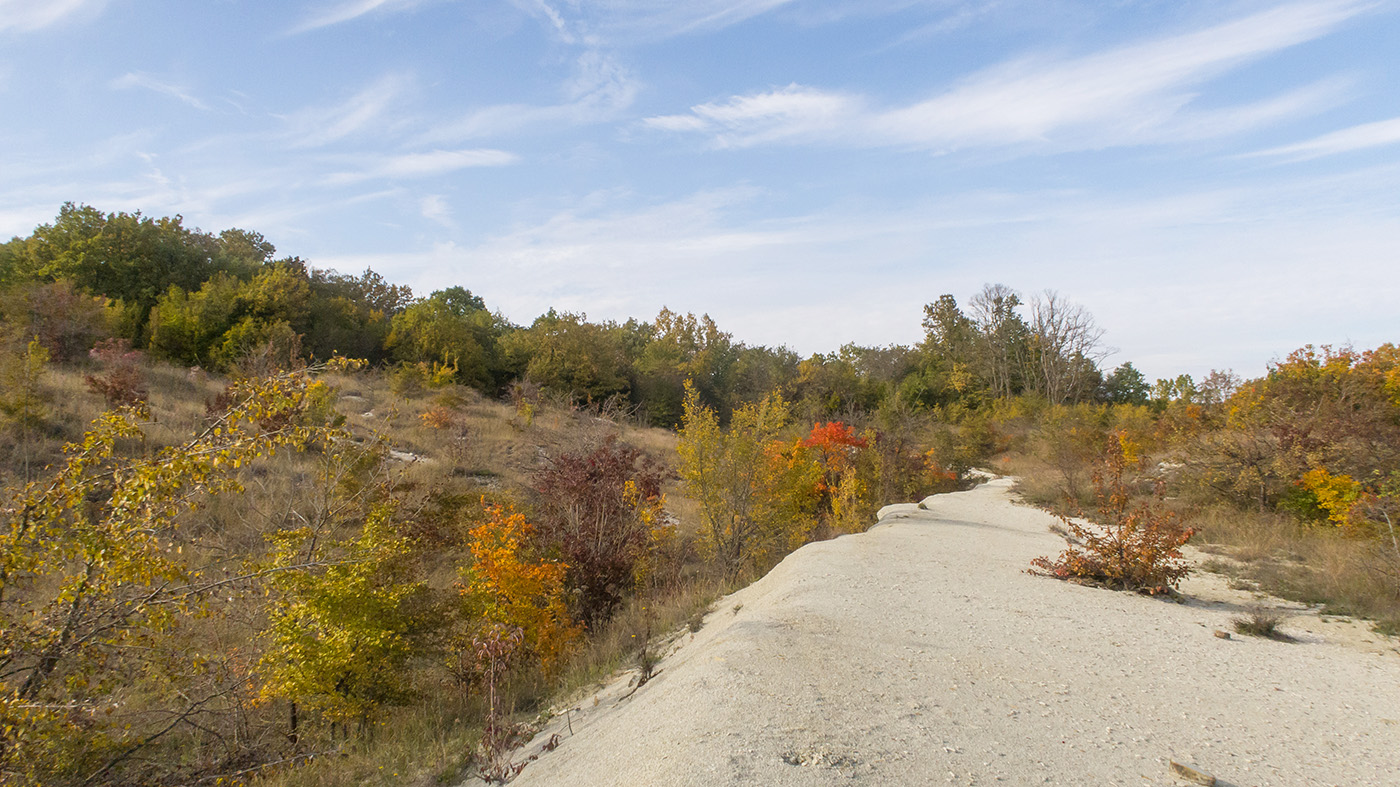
[494,478,1400,786]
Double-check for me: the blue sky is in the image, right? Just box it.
[2,0,1398,380]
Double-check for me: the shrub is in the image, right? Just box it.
[84,338,148,408]
[1232,605,1290,640]
[531,435,666,627]
[1030,431,1197,594]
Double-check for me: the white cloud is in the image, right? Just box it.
[417,52,637,143]
[0,0,106,32]
[325,148,519,183]
[309,168,1400,380]
[1247,115,1400,160]
[111,72,211,111]
[647,0,1371,152]
[646,85,862,147]
[280,73,412,148]
[288,0,426,34]
[419,194,454,228]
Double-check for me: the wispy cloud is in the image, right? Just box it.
[111,72,211,111]
[417,52,637,143]
[646,0,1371,152]
[1246,115,1400,160]
[0,0,107,32]
[280,73,412,148]
[288,0,426,34]
[311,169,1400,377]
[513,0,798,43]
[324,148,519,183]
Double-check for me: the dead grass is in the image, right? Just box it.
[1232,604,1293,641]
[1188,502,1400,630]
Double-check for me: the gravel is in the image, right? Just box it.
[492,478,1400,787]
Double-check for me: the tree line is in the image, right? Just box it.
[1,204,1172,430]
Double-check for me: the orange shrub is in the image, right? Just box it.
[1031,431,1196,594]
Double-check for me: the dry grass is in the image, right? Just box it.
[1232,604,1293,641]
[3,360,712,787]
[1188,502,1400,631]
[1007,451,1400,636]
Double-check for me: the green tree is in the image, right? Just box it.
[1103,362,1150,405]
[635,308,738,426]
[387,287,509,391]
[13,204,222,335]
[502,310,632,404]
[0,335,50,481]
[969,283,1030,400]
[145,274,244,366]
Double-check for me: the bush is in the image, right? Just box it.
[1030,431,1197,594]
[531,435,666,627]
[84,338,147,408]
[1232,604,1291,640]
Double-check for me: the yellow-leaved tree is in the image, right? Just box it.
[677,381,819,576]
[258,498,428,734]
[0,363,349,785]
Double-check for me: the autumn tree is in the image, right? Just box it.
[259,499,428,731]
[678,382,819,575]
[802,421,871,529]
[531,436,666,627]
[0,365,345,785]
[457,503,579,676]
[1186,345,1400,514]
[0,280,111,362]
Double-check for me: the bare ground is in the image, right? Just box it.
[482,478,1400,787]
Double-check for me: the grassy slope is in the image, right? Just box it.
[5,360,726,787]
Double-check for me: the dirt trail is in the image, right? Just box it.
[491,479,1400,786]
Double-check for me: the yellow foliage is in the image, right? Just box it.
[459,503,580,674]
[1297,468,1361,527]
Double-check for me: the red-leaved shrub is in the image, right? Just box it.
[531,435,665,627]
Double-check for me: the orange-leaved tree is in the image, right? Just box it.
[800,422,872,533]
[457,502,579,676]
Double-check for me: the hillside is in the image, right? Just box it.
[500,479,1400,787]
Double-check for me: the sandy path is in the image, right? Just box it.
[495,479,1400,786]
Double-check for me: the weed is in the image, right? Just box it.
[1232,605,1293,641]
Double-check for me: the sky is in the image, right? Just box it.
[1,0,1398,381]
